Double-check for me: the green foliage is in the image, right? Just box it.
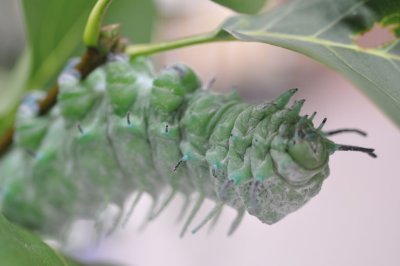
[83,0,113,47]
[0,51,31,137]
[0,214,79,266]
[22,0,94,90]
[211,0,268,14]
[0,0,157,136]
[21,0,156,91]
[218,0,400,126]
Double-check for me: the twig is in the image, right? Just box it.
[0,26,125,158]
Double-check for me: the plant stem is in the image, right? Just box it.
[83,0,113,47]
[1,30,232,156]
[126,31,235,58]
[0,27,124,158]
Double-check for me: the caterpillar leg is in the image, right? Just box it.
[138,197,159,231]
[149,189,176,221]
[175,195,191,223]
[106,206,125,237]
[191,202,224,234]
[227,207,245,236]
[94,203,112,242]
[121,191,143,227]
[207,205,224,234]
[179,194,205,238]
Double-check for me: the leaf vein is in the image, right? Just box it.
[311,0,367,37]
[259,0,300,31]
[232,30,400,61]
[326,46,400,106]
[383,40,399,52]
[388,58,400,74]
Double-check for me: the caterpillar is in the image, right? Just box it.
[0,55,376,239]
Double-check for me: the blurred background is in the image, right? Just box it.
[1,0,399,265]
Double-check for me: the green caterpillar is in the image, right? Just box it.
[0,55,376,238]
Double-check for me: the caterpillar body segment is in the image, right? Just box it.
[0,56,374,238]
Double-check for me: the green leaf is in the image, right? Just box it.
[0,214,79,266]
[21,0,157,90]
[211,0,268,14]
[0,0,156,136]
[219,0,400,126]
[105,0,157,45]
[0,50,31,136]
[22,0,93,90]
[0,51,31,110]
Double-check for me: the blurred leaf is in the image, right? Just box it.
[211,0,268,14]
[105,0,157,45]
[22,0,157,90]
[0,214,79,266]
[0,0,156,136]
[22,0,93,90]
[219,0,400,126]
[0,50,31,136]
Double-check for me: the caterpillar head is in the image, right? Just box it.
[248,94,376,224]
[269,96,376,187]
[269,118,332,186]
[288,118,334,169]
